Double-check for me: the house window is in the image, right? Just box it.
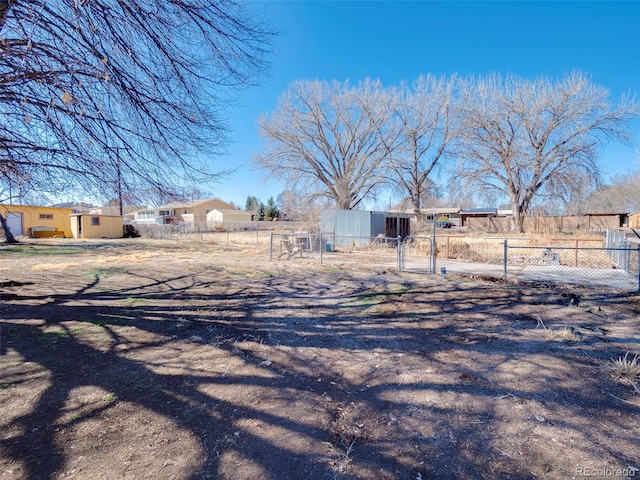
[137,211,155,220]
[91,217,100,226]
[39,213,53,220]
[159,210,170,216]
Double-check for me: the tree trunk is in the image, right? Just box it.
[413,207,423,222]
[0,213,19,243]
[510,203,525,233]
[412,195,423,222]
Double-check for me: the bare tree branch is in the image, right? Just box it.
[383,74,459,220]
[0,0,274,212]
[254,79,393,209]
[456,72,640,232]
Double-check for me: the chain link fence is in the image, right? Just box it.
[268,231,640,292]
[269,232,402,270]
[606,229,638,271]
[504,242,639,291]
[132,225,640,292]
[399,236,435,273]
[132,221,316,246]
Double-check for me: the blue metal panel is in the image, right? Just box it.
[335,210,370,237]
[322,209,411,244]
[370,212,386,237]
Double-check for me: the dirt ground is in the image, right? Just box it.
[1,239,639,480]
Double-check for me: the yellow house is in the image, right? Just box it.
[0,204,73,238]
[70,214,123,239]
[630,212,640,229]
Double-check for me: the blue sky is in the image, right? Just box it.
[213,1,640,208]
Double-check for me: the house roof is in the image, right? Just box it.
[51,201,95,209]
[389,207,461,215]
[459,208,497,215]
[156,198,237,211]
[1,204,74,213]
[420,207,461,215]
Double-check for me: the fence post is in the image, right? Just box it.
[397,236,402,271]
[503,239,508,279]
[637,246,640,293]
[269,232,273,260]
[256,221,259,246]
[320,233,323,265]
[432,236,437,276]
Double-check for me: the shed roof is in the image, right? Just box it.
[583,212,629,217]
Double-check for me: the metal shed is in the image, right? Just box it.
[321,209,411,244]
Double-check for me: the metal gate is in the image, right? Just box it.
[399,236,434,273]
[605,229,632,270]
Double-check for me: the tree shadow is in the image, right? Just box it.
[1,259,638,479]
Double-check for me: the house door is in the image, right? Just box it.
[77,216,82,238]
[6,213,23,236]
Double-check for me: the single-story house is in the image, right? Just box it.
[630,212,640,229]
[132,198,252,225]
[90,205,144,217]
[70,214,124,239]
[458,208,498,228]
[50,201,95,214]
[390,207,462,225]
[419,207,461,226]
[0,204,74,238]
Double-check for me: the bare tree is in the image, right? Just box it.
[456,72,639,232]
[587,170,640,213]
[385,74,459,220]
[254,79,394,209]
[0,0,273,241]
[541,169,598,215]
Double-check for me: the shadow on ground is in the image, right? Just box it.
[1,241,639,479]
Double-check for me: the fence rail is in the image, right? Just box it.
[504,242,639,291]
[268,231,640,292]
[132,221,317,246]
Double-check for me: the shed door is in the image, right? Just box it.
[6,213,23,236]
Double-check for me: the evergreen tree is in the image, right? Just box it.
[245,195,259,211]
[256,202,266,221]
[264,196,280,221]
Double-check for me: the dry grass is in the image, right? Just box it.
[438,234,612,268]
[547,326,581,343]
[607,352,640,394]
[31,262,81,271]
